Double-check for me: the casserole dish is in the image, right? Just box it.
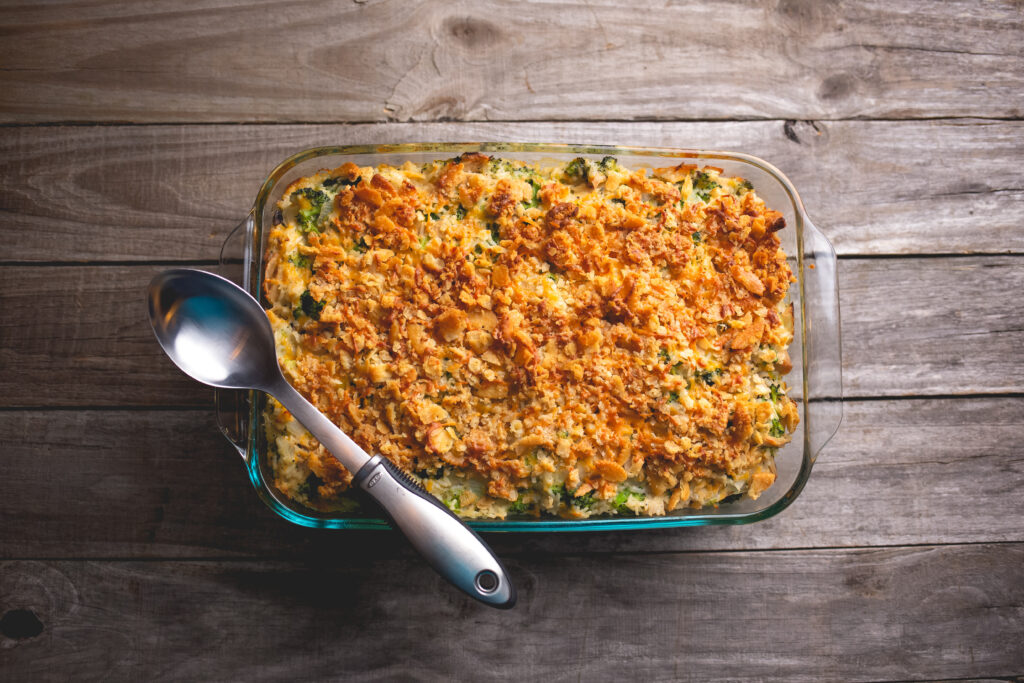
[217,143,842,531]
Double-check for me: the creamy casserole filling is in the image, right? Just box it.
[262,153,798,519]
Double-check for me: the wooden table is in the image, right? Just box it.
[1,2,1021,680]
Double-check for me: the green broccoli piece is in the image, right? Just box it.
[658,347,671,364]
[455,205,468,220]
[521,178,541,209]
[298,290,325,321]
[692,171,719,203]
[296,473,323,499]
[769,382,781,403]
[488,222,501,243]
[551,483,568,503]
[598,156,619,172]
[444,490,462,513]
[612,487,645,514]
[691,231,702,244]
[736,179,753,193]
[770,417,786,437]
[573,490,596,510]
[696,369,719,385]
[289,254,311,270]
[353,237,368,253]
[291,188,329,234]
[670,362,686,376]
[508,498,530,515]
[564,157,589,182]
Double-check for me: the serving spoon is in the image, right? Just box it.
[147,269,515,609]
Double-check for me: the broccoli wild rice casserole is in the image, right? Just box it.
[263,153,799,519]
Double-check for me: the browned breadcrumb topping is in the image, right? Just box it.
[263,154,799,518]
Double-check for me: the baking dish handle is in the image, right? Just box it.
[802,216,843,461]
[215,213,256,462]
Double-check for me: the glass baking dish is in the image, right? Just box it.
[216,143,842,531]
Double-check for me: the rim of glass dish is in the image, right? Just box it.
[245,142,821,532]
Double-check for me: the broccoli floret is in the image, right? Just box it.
[770,417,786,437]
[658,347,671,364]
[298,290,325,320]
[692,171,719,203]
[573,490,596,510]
[611,198,626,206]
[564,157,589,182]
[488,222,501,243]
[667,390,680,403]
[508,498,530,515]
[296,473,322,499]
[444,490,462,513]
[692,231,702,244]
[598,155,619,172]
[353,237,368,253]
[769,382,781,403]
[551,483,568,502]
[291,188,330,234]
[455,205,468,220]
[670,362,686,376]
[322,175,360,189]
[736,179,753,193]
[696,369,720,385]
[289,254,312,270]
[612,487,645,514]
[521,178,541,209]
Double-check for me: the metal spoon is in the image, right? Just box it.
[147,268,515,608]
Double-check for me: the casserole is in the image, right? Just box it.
[217,143,842,531]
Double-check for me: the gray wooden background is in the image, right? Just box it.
[1,1,1022,680]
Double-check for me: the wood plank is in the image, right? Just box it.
[1,258,1020,407]
[1,545,1021,681]
[839,256,1024,398]
[0,0,1021,123]
[1,120,1022,261]
[1,398,1021,558]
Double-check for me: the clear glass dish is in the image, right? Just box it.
[217,143,842,532]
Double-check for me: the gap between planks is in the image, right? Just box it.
[6,539,1024,564]
[2,115,1024,127]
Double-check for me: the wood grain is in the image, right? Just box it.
[1,0,1021,124]
[1,258,1020,407]
[1,545,1021,681]
[1,398,1021,559]
[1,120,1022,262]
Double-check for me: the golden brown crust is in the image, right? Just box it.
[264,156,799,517]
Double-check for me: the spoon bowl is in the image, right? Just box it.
[148,269,280,391]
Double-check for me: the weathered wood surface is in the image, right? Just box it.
[1,0,1022,123]
[1,257,1020,407]
[2,545,1021,681]
[1,398,1021,559]
[2,1,1022,680]
[1,120,1022,262]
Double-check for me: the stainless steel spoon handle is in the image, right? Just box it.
[269,376,516,609]
[353,455,516,608]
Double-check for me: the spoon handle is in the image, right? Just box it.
[269,376,516,609]
[353,455,516,609]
